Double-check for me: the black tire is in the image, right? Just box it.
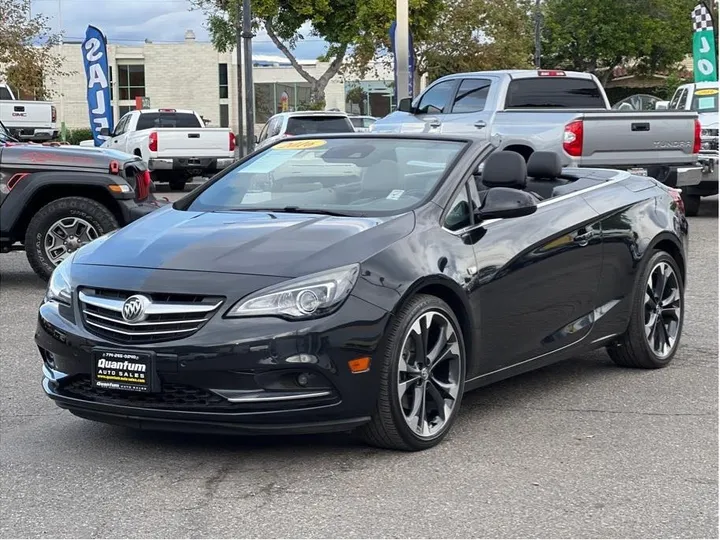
[681,193,701,217]
[24,196,118,281]
[169,178,187,191]
[357,294,466,451]
[607,250,684,369]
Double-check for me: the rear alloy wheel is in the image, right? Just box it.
[607,250,684,368]
[24,196,118,280]
[358,295,466,451]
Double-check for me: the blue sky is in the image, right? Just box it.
[31,0,327,61]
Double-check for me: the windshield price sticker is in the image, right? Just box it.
[273,139,327,150]
[387,189,405,200]
[695,88,719,96]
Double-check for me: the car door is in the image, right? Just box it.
[108,114,131,151]
[441,78,495,141]
[412,79,459,133]
[469,189,605,373]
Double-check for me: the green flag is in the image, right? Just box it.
[692,3,718,82]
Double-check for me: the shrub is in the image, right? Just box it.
[67,128,93,145]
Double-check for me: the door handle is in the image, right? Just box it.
[426,117,441,129]
[574,230,594,246]
[474,121,487,129]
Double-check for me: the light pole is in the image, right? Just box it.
[242,0,255,153]
[235,0,245,156]
[395,0,410,101]
[534,0,542,68]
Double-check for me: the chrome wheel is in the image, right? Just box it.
[44,217,99,265]
[397,310,462,439]
[644,261,682,359]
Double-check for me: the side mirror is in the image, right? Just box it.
[655,101,670,110]
[99,127,110,137]
[475,187,538,220]
[397,97,414,113]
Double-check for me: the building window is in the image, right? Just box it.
[219,104,229,128]
[118,65,145,100]
[119,105,134,117]
[253,82,316,124]
[219,64,229,99]
[109,65,113,101]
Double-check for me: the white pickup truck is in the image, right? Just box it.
[0,84,57,142]
[101,108,236,190]
[655,82,718,216]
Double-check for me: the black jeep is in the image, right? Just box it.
[0,142,167,280]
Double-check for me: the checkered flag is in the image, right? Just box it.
[693,3,715,31]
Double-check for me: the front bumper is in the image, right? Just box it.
[116,195,170,225]
[148,157,235,175]
[36,278,389,434]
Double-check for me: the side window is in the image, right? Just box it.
[258,122,270,142]
[114,115,130,135]
[669,88,683,109]
[269,117,282,137]
[416,80,456,115]
[444,183,473,231]
[451,79,492,113]
[676,89,689,110]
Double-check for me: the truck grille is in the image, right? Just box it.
[79,288,224,344]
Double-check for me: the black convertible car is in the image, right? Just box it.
[36,134,688,451]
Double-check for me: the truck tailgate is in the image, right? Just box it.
[154,128,232,157]
[0,100,53,129]
[576,111,698,167]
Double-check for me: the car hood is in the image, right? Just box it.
[74,206,415,277]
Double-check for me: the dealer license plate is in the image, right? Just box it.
[92,349,155,393]
[628,168,647,176]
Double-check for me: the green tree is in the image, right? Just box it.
[194,0,443,103]
[541,0,698,84]
[0,0,67,99]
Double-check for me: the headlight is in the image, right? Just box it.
[45,256,73,304]
[227,264,360,320]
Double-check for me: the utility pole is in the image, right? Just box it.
[242,0,255,153]
[395,0,410,102]
[235,0,245,157]
[534,0,542,68]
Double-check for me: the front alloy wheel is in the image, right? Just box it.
[358,294,466,451]
[398,311,462,439]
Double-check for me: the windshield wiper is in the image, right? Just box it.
[224,206,358,217]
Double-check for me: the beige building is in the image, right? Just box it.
[50,31,394,135]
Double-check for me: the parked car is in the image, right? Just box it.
[0,83,58,142]
[612,94,663,111]
[100,108,236,191]
[349,115,377,132]
[654,82,718,216]
[255,111,355,150]
[37,134,688,451]
[0,144,167,280]
[372,70,704,192]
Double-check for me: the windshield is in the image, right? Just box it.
[691,88,719,113]
[186,137,466,216]
[285,116,353,135]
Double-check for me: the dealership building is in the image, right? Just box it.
[50,30,395,134]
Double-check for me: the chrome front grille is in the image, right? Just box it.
[79,288,224,344]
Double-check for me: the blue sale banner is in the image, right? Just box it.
[81,25,114,146]
[389,20,415,104]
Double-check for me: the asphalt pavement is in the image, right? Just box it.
[1,191,717,539]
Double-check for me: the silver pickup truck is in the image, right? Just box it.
[373,70,703,193]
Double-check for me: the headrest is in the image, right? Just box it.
[362,159,399,190]
[482,151,527,189]
[527,152,563,179]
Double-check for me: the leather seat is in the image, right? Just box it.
[481,151,542,202]
[525,152,569,199]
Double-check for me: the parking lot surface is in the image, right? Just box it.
[1,190,717,539]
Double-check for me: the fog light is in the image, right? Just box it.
[297,373,310,387]
[286,354,317,364]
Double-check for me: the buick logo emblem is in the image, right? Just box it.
[121,295,151,323]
